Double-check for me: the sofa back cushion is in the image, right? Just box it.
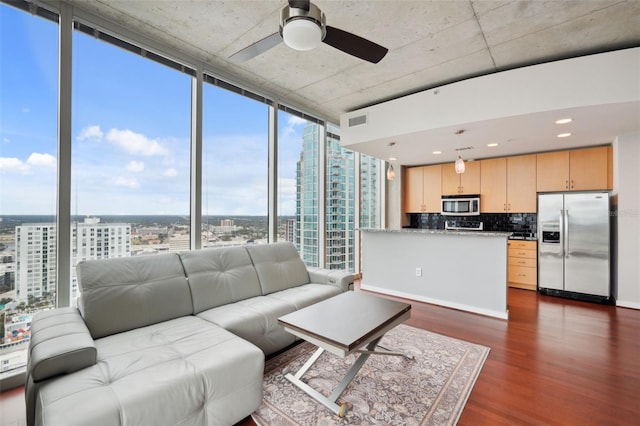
[77,253,192,339]
[245,242,310,295]
[179,246,262,313]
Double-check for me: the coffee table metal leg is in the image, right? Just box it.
[284,335,401,417]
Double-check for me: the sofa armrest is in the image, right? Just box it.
[28,307,97,382]
[307,267,354,292]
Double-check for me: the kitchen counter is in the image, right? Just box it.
[361,228,512,238]
[360,228,509,319]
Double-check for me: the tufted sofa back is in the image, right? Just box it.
[180,245,263,314]
[245,242,310,295]
[76,253,192,339]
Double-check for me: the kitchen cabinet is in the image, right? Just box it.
[441,161,480,195]
[404,164,442,213]
[537,146,610,192]
[480,157,507,212]
[506,154,537,212]
[480,154,536,213]
[508,240,537,290]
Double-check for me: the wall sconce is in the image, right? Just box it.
[386,142,396,180]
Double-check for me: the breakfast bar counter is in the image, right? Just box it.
[360,228,510,319]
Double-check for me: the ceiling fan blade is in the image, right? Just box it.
[288,0,310,11]
[229,32,282,63]
[323,26,388,64]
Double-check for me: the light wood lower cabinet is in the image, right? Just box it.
[507,240,537,290]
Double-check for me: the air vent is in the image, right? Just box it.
[348,114,367,127]
[457,146,475,151]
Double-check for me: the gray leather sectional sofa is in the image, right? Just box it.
[25,242,353,426]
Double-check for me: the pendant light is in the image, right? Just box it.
[386,142,397,180]
[455,152,465,174]
[454,129,465,174]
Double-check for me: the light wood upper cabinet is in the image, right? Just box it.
[569,146,609,191]
[507,154,537,212]
[442,161,480,195]
[537,146,611,192]
[405,167,425,213]
[480,157,507,212]
[480,155,536,213]
[404,164,442,213]
[536,151,569,191]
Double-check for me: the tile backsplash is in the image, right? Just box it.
[408,212,537,236]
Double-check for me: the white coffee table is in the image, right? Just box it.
[278,291,412,417]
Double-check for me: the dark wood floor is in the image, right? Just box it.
[3,287,639,425]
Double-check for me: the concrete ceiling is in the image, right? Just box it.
[65,0,640,164]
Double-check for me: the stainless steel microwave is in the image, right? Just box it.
[441,195,480,216]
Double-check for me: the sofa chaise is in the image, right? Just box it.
[25,242,353,426]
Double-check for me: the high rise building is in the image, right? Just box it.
[15,218,131,302]
[295,123,379,271]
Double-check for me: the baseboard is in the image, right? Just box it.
[616,299,640,310]
[360,284,509,320]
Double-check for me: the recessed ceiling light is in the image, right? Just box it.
[557,132,572,138]
[432,150,442,155]
[487,143,499,147]
[556,118,573,124]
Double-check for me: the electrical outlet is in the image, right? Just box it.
[415,267,422,277]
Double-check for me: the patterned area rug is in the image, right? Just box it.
[252,324,490,425]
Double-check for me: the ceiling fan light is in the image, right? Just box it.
[455,156,465,174]
[283,19,322,51]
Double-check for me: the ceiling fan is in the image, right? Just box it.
[229,0,388,64]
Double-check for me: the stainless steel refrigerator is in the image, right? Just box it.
[538,192,611,302]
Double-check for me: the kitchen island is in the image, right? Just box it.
[360,228,511,319]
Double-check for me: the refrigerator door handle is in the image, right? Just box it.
[559,209,565,258]
[564,209,570,258]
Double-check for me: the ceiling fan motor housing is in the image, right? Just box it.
[280,2,327,50]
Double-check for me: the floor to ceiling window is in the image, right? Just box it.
[0,2,59,375]
[0,0,384,381]
[71,24,192,300]
[202,78,269,246]
[277,110,321,267]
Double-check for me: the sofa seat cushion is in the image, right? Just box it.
[266,283,343,310]
[197,296,297,355]
[35,316,264,426]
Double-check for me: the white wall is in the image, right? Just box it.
[615,133,640,309]
[341,47,640,146]
[361,230,509,319]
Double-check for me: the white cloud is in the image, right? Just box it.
[159,197,172,205]
[106,128,168,156]
[127,161,145,172]
[21,107,30,113]
[163,168,177,177]
[2,137,9,143]
[282,115,307,138]
[111,176,140,189]
[27,153,56,168]
[77,125,104,142]
[0,157,30,174]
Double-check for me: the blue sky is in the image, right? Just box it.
[0,4,308,216]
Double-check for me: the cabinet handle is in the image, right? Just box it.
[507,203,511,211]
[518,261,526,264]
[565,180,569,189]
[504,203,507,212]
[571,180,574,189]
[517,273,527,277]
